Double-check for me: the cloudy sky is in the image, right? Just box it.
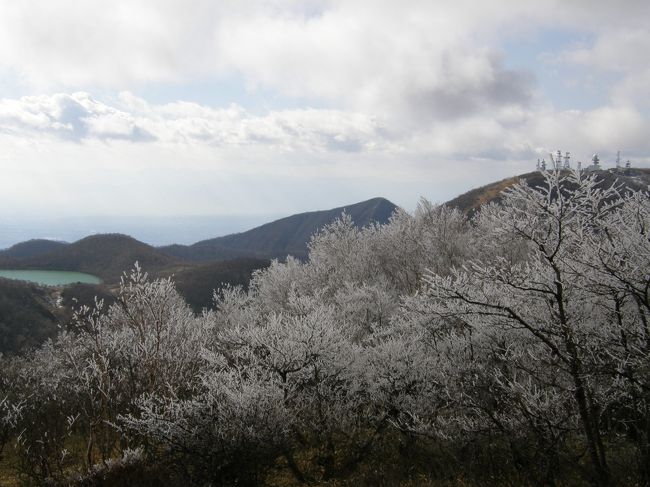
[1,0,649,219]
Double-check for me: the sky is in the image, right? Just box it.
[1,0,649,220]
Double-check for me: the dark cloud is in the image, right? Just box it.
[407,58,534,121]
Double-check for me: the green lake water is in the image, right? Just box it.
[0,270,101,286]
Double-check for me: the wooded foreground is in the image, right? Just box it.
[1,172,649,486]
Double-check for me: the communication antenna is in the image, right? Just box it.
[616,150,621,170]
[556,150,562,168]
[577,160,582,171]
[592,153,600,168]
[563,151,571,170]
[549,152,558,170]
[625,159,631,169]
[536,158,541,171]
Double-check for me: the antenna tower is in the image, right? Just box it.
[563,151,571,170]
[592,153,600,168]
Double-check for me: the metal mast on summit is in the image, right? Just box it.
[563,151,571,170]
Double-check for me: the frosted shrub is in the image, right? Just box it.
[4,173,650,485]
[415,171,648,485]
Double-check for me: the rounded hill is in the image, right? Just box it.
[0,233,182,283]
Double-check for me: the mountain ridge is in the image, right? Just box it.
[158,197,397,261]
[0,197,398,283]
[445,168,650,213]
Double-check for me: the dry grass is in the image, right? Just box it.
[0,449,19,487]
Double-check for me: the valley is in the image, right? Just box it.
[0,196,396,354]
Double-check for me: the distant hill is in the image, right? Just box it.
[160,197,398,261]
[0,199,396,353]
[0,239,68,259]
[446,168,650,213]
[0,234,183,283]
[0,199,397,274]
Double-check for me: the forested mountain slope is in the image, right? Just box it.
[173,257,270,312]
[0,280,116,356]
[0,278,59,354]
[446,168,650,213]
[159,197,397,261]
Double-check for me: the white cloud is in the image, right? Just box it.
[1,0,648,128]
[523,106,650,160]
[0,92,393,152]
[0,1,649,220]
[561,29,650,73]
[550,18,650,111]
[0,89,648,220]
[211,0,541,127]
[0,93,152,141]
[0,1,539,126]
[0,1,214,88]
[611,69,650,108]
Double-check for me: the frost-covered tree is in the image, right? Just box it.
[415,171,647,485]
[3,173,649,485]
[1,264,209,483]
[8,337,81,481]
[127,289,386,483]
[0,357,24,464]
[576,189,650,479]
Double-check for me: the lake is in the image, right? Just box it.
[0,270,101,286]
